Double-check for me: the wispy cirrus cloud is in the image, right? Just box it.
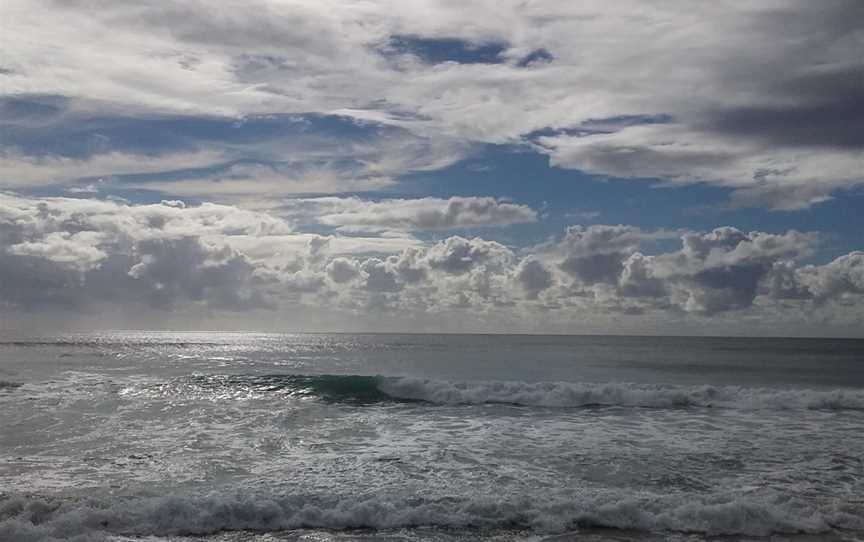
[2,1,862,207]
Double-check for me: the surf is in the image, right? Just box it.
[118,374,864,411]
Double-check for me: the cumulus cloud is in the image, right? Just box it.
[361,258,402,292]
[278,196,537,233]
[551,225,650,286]
[326,257,360,284]
[0,193,862,333]
[636,227,816,315]
[516,257,554,299]
[426,237,514,275]
[799,252,864,303]
[533,224,828,316]
[0,194,291,312]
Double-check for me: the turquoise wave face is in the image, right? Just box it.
[118,373,396,405]
[115,373,864,411]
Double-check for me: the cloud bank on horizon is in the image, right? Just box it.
[0,0,862,334]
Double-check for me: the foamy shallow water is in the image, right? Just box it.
[1,332,863,541]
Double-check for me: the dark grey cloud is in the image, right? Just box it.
[361,259,402,292]
[516,48,553,68]
[555,225,644,286]
[516,258,553,299]
[540,224,825,316]
[426,236,513,275]
[561,252,626,286]
[704,67,864,150]
[618,254,667,299]
[655,228,818,315]
[127,237,270,310]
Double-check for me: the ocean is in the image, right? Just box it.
[1,332,862,542]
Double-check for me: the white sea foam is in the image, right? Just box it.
[1,490,859,542]
[377,377,864,410]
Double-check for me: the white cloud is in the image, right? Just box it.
[2,1,861,207]
[537,124,864,210]
[278,196,537,232]
[0,149,227,188]
[7,231,107,271]
[326,257,360,284]
[0,194,862,334]
[799,252,864,302]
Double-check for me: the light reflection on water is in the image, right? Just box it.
[0,332,862,540]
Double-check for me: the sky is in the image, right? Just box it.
[0,0,862,336]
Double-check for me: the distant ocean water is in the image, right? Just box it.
[1,332,863,542]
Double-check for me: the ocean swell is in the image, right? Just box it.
[0,380,22,390]
[2,490,860,542]
[117,374,864,411]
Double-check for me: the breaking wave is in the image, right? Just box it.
[376,377,864,410]
[2,490,861,542]
[119,374,864,411]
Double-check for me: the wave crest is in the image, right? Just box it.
[377,377,864,410]
[0,380,22,390]
[3,491,860,541]
[118,374,864,411]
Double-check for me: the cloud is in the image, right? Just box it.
[1,193,862,333]
[7,230,107,271]
[425,236,514,275]
[618,253,667,299]
[0,194,296,312]
[0,149,228,189]
[0,102,467,196]
[533,224,824,316]
[277,196,537,233]
[651,228,818,314]
[799,252,864,302]
[537,122,864,210]
[515,257,554,299]
[3,1,861,207]
[326,257,360,284]
[125,236,271,310]
[361,258,402,292]
[550,225,651,286]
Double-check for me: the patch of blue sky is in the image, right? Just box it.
[5,96,860,263]
[382,35,509,65]
[392,144,864,262]
[1,96,391,159]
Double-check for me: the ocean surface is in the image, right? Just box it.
[1,332,863,542]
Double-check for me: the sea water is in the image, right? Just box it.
[1,332,863,541]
